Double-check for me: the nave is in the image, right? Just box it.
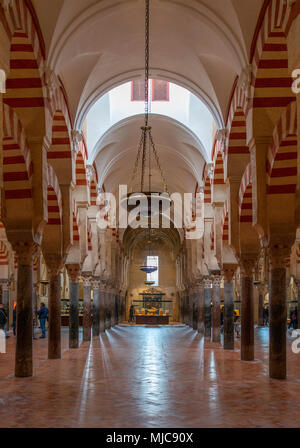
[0,326,299,428]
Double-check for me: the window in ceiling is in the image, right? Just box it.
[131,80,169,102]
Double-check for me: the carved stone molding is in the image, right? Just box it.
[237,65,252,99]
[269,245,291,270]
[66,264,81,283]
[216,129,227,151]
[71,130,83,150]
[44,68,60,99]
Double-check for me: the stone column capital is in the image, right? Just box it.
[66,264,81,283]
[82,275,92,287]
[222,264,237,283]
[212,275,222,287]
[44,254,64,278]
[92,278,101,290]
[240,256,257,277]
[0,280,10,291]
[269,245,291,270]
[12,241,35,265]
[203,277,212,289]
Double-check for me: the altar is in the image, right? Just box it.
[133,288,172,325]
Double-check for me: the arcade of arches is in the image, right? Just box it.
[0,0,300,428]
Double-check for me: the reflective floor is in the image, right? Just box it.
[0,325,300,428]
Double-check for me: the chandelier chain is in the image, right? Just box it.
[144,0,150,125]
[149,131,169,194]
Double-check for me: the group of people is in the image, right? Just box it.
[0,302,49,339]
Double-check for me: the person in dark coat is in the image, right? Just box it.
[129,304,135,323]
[12,302,16,336]
[263,305,269,326]
[0,304,9,338]
[36,303,48,338]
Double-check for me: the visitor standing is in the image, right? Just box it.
[36,303,48,339]
[129,304,135,323]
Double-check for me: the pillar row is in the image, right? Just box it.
[240,258,256,362]
[197,280,205,335]
[92,278,100,337]
[13,241,35,378]
[82,275,92,341]
[66,264,80,349]
[223,265,237,351]
[269,246,290,380]
[46,255,63,360]
[204,277,212,338]
[212,274,221,343]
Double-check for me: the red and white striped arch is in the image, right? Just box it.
[251,0,295,118]
[47,163,62,225]
[76,148,88,187]
[226,85,248,139]
[72,201,80,244]
[267,100,297,194]
[48,110,72,162]
[2,103,33,200]
[212,142,225,186]
[204,175,211,204]
[239,163,253,223]
[0,241,9,267]
[1,1,46,134]
[227,107,248,156]
[221,201,229,243]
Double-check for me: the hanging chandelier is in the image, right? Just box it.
[121,0,171,220]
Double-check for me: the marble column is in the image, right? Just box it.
[66,264,80,349]
[0,280,9,331]
[92,278,100,337]
[110,291,116,327]
[189,290,193,328]
[294,279,300,329]
[47,257,63,359]
[82,276,92,341]
[105,290,111,329]
[99,283,106,332]
[240,258,255,361]
[212,274,221,343]
[13,242,34,377]
[257,283,265,327]
[197,280,205,335]
[193,289,198,331]
[184,294,189,325]
[204,277,212,338]
[223,265,236,350]
[269,246,289,379]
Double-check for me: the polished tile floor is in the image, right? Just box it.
[0,325,300,428]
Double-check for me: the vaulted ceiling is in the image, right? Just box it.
[33,0,263,128]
